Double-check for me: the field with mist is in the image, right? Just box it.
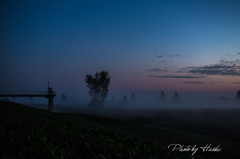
[1,100,240,159]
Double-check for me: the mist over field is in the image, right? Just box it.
[7,90,239,146]
[5,90,238,106]
[5,90,237,118]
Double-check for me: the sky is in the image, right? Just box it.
[1,0,240,102]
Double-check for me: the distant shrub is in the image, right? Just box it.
[235,90,240,102]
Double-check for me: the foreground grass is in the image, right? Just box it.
[0,101,195,159]
[1,101,238,158]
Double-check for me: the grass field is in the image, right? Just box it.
[1,101,239,159]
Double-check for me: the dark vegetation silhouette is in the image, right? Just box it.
[120,95,128,105]
[235,90,240,103]
[85,70,110,106]
[172,92,181,104]
[131,93,136,103]
[159,91,166,104]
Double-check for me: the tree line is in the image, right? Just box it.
[85,70,240,107]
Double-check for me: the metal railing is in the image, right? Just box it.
[0,91,49,95]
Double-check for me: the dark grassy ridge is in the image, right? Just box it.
[0,101,239,159]
[63,110,240,159]
[0,101,191,159]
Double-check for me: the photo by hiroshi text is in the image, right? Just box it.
[168,143,221,156]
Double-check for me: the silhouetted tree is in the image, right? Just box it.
[159,91,166,103]
[235,90,240,102]
[121,95,128,105]
[131,93,136,103]
[85,70,110,106]
[172,92,181,104]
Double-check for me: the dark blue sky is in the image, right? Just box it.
[1,0,240,100]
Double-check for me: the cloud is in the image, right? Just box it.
[183,59,240,76]
[175,54,185,57]
[148,75,203,79]
[237,53,240,55]
[181,81,205,84]
[145,69,168,73]
[233,82,240,84]
[157,56,164,58]
[169,54,184,58]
